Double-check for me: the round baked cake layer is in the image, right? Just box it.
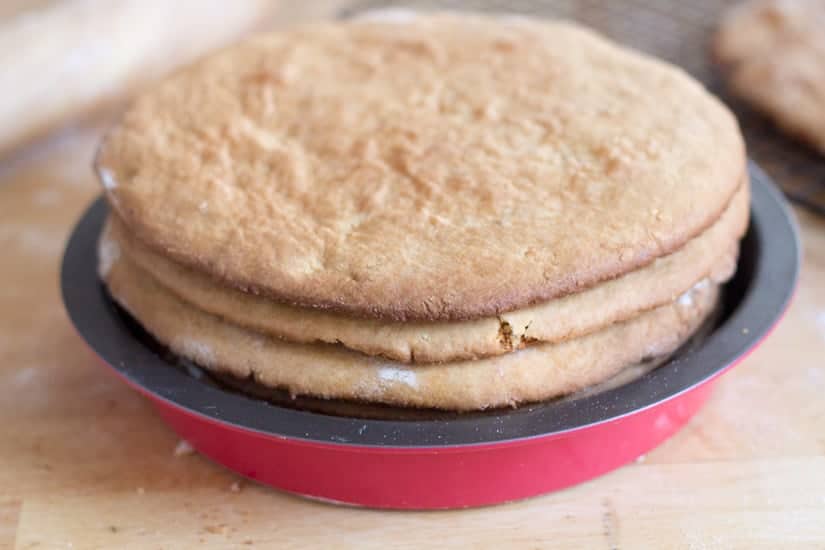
[714,0,825,155]
[100,247,720,411]
[210,349,682,420]
[104,179,746,363]
[96,14,744,321]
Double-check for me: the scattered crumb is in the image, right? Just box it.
[742,328,750,335]
[107,526,119,533]
[635,454,647,463]
[243,540,254,546]
[136,487,145,495]
[174,440,195,457]
[230,480,243,493]
[204,524,230,535]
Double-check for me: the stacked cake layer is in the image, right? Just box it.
[95,15,748,412]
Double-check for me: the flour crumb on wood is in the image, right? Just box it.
[173,439,195,457]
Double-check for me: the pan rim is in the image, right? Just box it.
[60,162,799,448]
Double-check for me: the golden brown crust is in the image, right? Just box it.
[714,0,825,154]
[105,180,747,363]
[96,14,745,321]
[101,244,719,411]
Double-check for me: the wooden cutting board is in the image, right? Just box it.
[1,124,824,550]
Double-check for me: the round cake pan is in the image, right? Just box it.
[61,163,798,509]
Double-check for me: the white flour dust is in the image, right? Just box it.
[377,367,419,389]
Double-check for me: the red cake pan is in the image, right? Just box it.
[61,162,798,509]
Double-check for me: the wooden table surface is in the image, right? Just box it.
[1,0,825,528]
[1,121,824,549]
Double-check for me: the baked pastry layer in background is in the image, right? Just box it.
[715,0,825,155]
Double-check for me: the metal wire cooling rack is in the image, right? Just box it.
[341,0,825,215]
